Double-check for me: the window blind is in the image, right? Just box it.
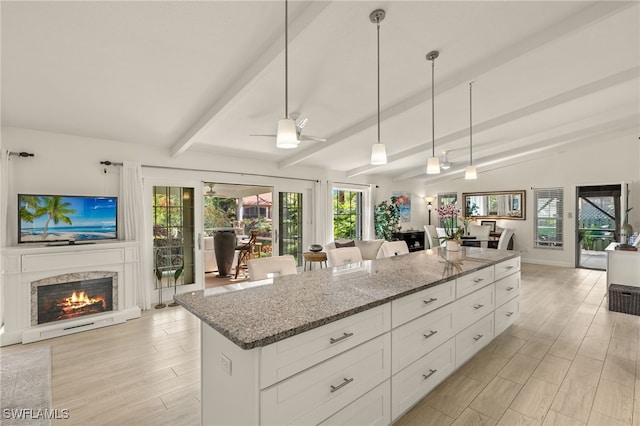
[534,187,564,248]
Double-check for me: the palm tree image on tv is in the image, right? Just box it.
[20,196,76,239]
[19,195,117,243]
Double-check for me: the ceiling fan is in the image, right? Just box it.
[250,112,327,143]
[439,151,453,170]
[205,184,216,196]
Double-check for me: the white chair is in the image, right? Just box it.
[327,247,363,267]
[423,225,440,249]
[204,236,217,273]
[381,240,409,257]
[497,229,514,250]
[467,224,492,248]
[247,255,297,281]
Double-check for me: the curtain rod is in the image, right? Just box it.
[100,161,318,183]
[333,181,373,188]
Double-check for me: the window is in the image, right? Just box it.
[534,188,563,248]
[332,189,363,240]
[438,192,457,227]
[279,192,303,266]
[153,186,194,286]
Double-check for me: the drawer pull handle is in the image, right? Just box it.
[506,265,515,270]
[506,312,514,317]
[473,334,484,341]
[422,369,437,380]
[330,377,354,393]
[473,304,484,310]
[506,286,514,291]
[423,330,438,339]
[329,332,354,344]
[423,297,438,305]
[473,278,484,284]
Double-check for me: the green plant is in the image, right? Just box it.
[374,196,400,241]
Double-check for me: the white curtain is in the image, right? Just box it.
[120,161,152,310]
[362,185,374,240]
[313,180,333,246]
[0,149,11,327]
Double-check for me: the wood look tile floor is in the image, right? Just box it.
[1,263,638,425]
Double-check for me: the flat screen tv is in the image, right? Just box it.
[18,194,117,244]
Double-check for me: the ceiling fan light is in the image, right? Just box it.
[465,165,477,180]
[370,143,387,165]
[426,156,441,174]
[276,118,298,149]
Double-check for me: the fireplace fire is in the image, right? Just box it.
[37,277,114,325]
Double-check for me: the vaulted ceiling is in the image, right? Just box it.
[2,1,638,183]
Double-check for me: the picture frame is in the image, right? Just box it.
[480,220,496,232]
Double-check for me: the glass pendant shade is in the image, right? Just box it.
[276,118,298,149]
[371,143,387,165]
[426,156,441,174]
[464,165,477,180]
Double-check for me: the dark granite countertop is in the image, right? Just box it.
[174,247,519,350]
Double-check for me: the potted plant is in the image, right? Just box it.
[374,196,400,241]
[438,204,464,251]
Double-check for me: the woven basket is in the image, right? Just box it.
[609,284,640,316]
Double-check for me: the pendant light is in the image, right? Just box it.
[369,9,387,165]
[276,0,299,149]
[465,81,478,179]
[426,51,440,174]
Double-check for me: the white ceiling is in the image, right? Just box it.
[2,1,639,183]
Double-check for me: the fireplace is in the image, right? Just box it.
[31,272,118,326]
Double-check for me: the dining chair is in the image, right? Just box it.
[234,230,258,279]
[497,228,514,250]
[247,255,297,281]
[381,240,410,257]
[423,224,440,249]
[326,247,363,267]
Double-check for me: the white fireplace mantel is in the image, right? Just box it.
[1,241,141,346]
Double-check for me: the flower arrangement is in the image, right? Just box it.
[438,204,464,242]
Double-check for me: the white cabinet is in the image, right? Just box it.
[260,334,391,425]
[391,338,455,419]
[260,304,391,388]
[200,255,521,426]
[456,313,494,367]
[606,246,640,287]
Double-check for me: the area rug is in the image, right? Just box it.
[0,346,52,426]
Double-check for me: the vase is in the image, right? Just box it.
[446,240,460,252]
[214,230,236,277]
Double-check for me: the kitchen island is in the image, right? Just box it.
[175,247,521,425]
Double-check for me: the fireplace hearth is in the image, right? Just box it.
[31,271,118,326]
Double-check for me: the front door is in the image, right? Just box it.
[576,184,622,270]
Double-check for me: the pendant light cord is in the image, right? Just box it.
[469,81,473,165]
[284,0,289,119]
[431,56,435,157]
[377,19,381,144]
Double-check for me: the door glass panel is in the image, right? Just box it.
[279,192,303,266]
[153,186,194,288]
[577,185,620,270]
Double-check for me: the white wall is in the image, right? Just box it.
[403,134,639,267]
[4,126,638,269]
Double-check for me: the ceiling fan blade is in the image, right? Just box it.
[300,135,327,142]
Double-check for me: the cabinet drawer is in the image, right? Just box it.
[495,272,520,307]
[391,281,455,327]
[494,257,520,281]
[260,304,391,388]
[391,304,454,374]
[319,380,390,426]
[495,297,520,336]
[456,314,494,367]
[391,338,455,420]
[453,284,495,333]
[456,267,494,298]
[260,334,391,426]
